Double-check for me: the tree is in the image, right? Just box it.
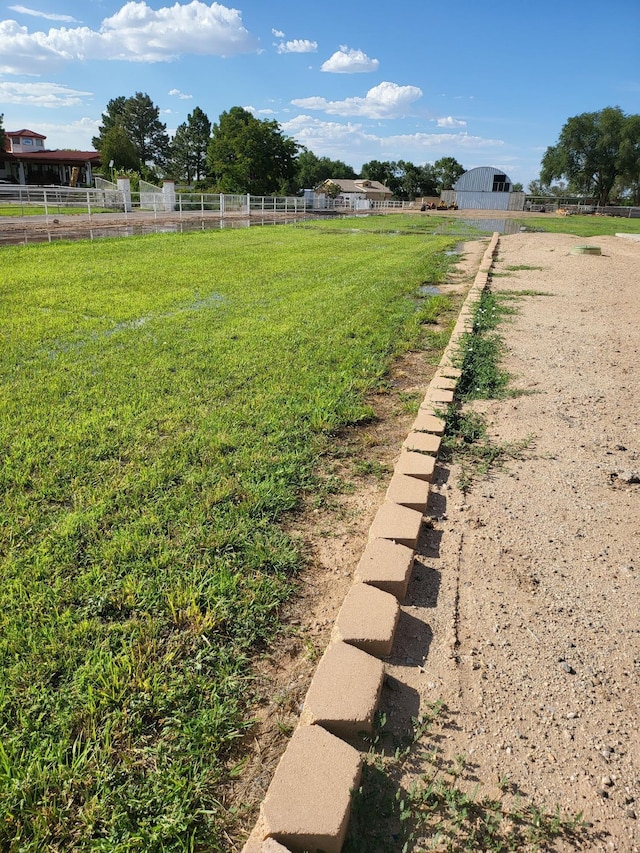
[206,107,299,195]
[395,160,438,199]
[98,124,140,173]
[433,157,465,191]
[0,113,6,154]
[540,107,627,206]
[295,150,356,191]
[360,159,438,199]
[527,179,568,197]
[616,113,640,204]
[169,107,211,183]
[93,93,170,171]
[361,160,401,195]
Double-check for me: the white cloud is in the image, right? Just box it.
[275,38,317,54]
[271,28,284,38]
[8,5,78,22]
[437,116,467,128]
[0,80,92,107]
[0,1,258,74]
[385,130,504,151]
[246,106,276,115]
[8,116,100,148]
[321,45,379,73]
[281,113,504,171]
[291,81,422,119]
[169,88,192,99]
[282,114,375,160]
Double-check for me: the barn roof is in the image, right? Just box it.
[454,166,513,192]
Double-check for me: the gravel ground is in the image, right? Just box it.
[383,232,640,851]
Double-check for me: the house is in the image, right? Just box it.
[315,178,393,208]
[440,166,525,211]
[1,129,101,187]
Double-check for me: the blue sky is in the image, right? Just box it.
[1,0,638,188]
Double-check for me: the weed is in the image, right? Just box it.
[398,391,423,413]
[502,264,545,271]
[441,287,537,491]
[352,459,389,479]
[496,289,554,298]
[345,704,592,853]
[418,294,454,325]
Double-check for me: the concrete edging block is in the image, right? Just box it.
[402,431,441,455]
[260,725,363,853]
[425,387,455,404]
[385,472,431,512]
[354,538,415,600]
[394,449,436,482]
[333,582,400,657]
[411,410,446,434]
[299,641,385,738]
[432,375,457,391]
[262,840,293,853]
[368,501,424,548]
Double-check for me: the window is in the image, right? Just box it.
[492,174,510,192]
[22,138,34,146]
[35,139,44,148]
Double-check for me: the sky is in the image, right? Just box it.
[1,0,639,189]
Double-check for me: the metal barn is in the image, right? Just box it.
[441,166,525,211]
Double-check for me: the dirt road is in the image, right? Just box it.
[383,232,639,850]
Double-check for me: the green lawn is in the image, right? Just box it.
[0,205,114,217]
[518,213,640,236]
[0,219,460,851]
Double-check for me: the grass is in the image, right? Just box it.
[0,204,114,217]
[0,220,460,851]
[345,705,591,853]
[516,214,640,237]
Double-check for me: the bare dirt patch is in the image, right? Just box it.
[382,232,640,851]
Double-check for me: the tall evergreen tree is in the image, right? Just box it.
[93,93,170,170]
[169,107,211,183]
[98,124,141,173]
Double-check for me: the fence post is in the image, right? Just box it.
[220,194,225,217]
[162,179,176,212]
[116,177,132,214]
[44,189,49,223]
[87,189,92,219]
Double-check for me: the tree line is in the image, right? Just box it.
[91,93,466,197]
[7,96,637,203]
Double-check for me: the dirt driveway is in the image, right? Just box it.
[383,231,639,851]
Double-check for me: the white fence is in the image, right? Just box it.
[0,186,316,221]
[7,184,636,222]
